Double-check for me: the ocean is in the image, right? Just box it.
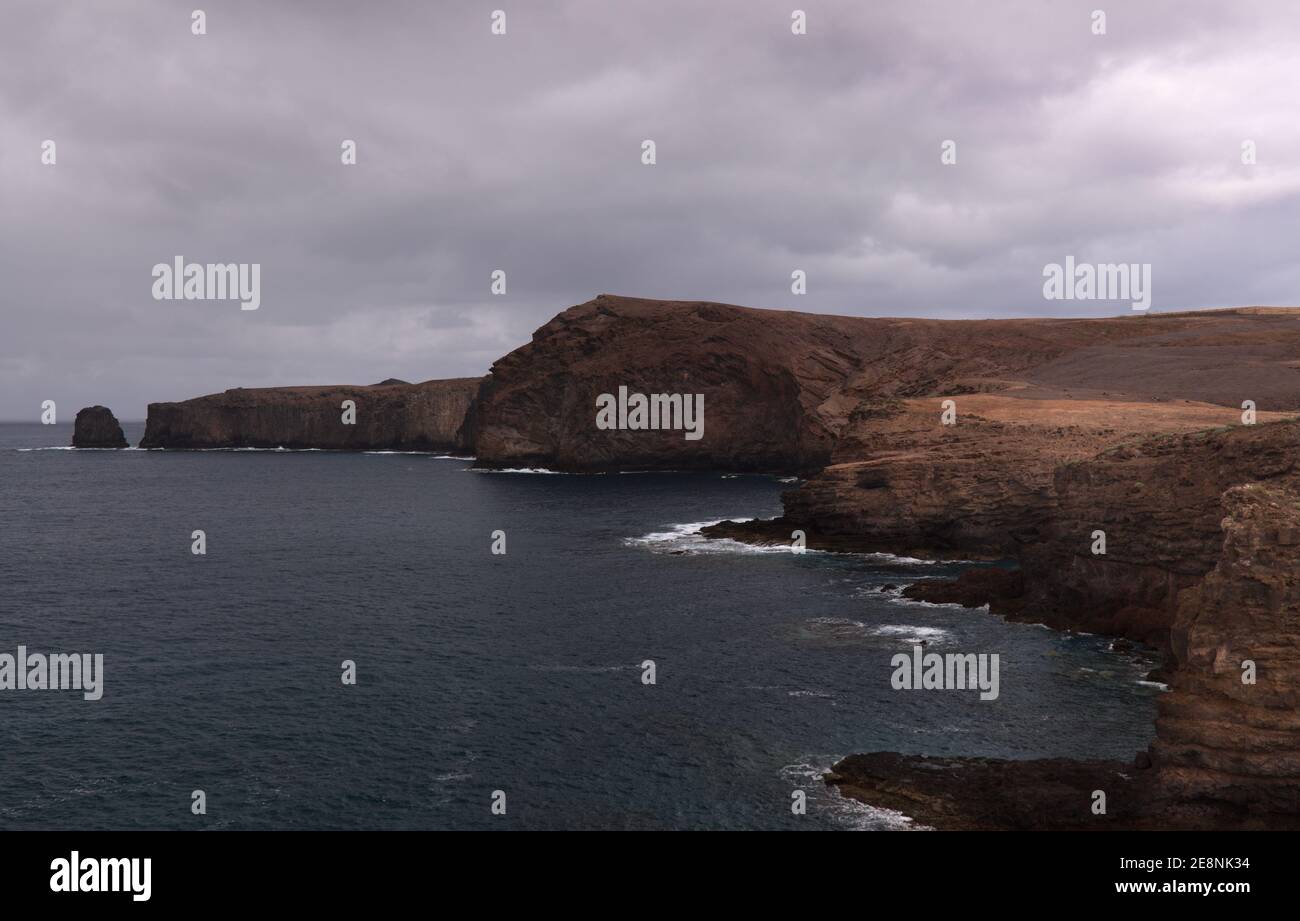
[0,422,1161,830]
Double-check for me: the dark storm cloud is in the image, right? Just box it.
[3,0,1299,418]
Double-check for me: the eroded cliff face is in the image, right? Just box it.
[827,465,1300,830]
[1149,483,1300,822]
[138,378,481,451]
[1010,421,1300,643]
[662,300,1300,648]
[134,297,1300,479]
[469,295,871,472]
[467,294,1300,629]
[471,298,1300,476]
[776,397,1262,560]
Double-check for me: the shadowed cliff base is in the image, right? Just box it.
[824,752,1299,830]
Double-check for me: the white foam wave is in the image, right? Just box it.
[627,519,814,555]
[787,689,835,700]
[15,446,144,452]
[626,519,978,564]
[867,624,953,644]
[887,592,986,611]
[431,772,472,783]
[626,519,816,555]
[800,618,953,645]
[181,446,327,452]
[864,552,947,565]
[234,446,313,451]
[779,760,928,831]
[804,616,868,633]
[470,466,570,475]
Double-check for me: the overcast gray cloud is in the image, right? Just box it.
[3,0,1300,419]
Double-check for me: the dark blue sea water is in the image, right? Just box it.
[0,422,1161,830]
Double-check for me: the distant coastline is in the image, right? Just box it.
[65,294,1300,829]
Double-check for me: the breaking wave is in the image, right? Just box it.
[779,760,929,831]
[624,519,809,555]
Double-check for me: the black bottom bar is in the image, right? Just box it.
[2,830,1276,908]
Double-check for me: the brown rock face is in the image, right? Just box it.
[1150,484,1300,822]
[778,406,1115,558]
[827,473,1300,830]
[72,406,128,448]
[467,294,1147,472]
[1011,421,1300,644]
[781,400,1299,568]
[138,378,481,451]
[472,297,1300,481]
[469,295,872,472]
[608,299,1300,727]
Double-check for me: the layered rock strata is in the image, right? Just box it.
[472,296,1300,476]
[138,378,481,451]
[826,425,1300,828]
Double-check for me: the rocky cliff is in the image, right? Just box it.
[472,296,1300,477]
[72,405,128,448]
[654,298,1300,650]
[890,419,1300,645]
[827,440,1300,829]
[134,296,1300,476]
[1010,421,1300,643]
[138,378,481,451]
[1149,483,1300,823]
[468,294,875,473]
[123,294,1300,826]
[474,297,1300,657]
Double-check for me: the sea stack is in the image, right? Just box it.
[72,406,128,448]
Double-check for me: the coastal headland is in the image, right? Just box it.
[130,294,1300,828]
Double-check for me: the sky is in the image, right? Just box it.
[3,0,1300,419]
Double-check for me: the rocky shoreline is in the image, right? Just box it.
[827,483,1300,830]
[109,294,1300,828]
